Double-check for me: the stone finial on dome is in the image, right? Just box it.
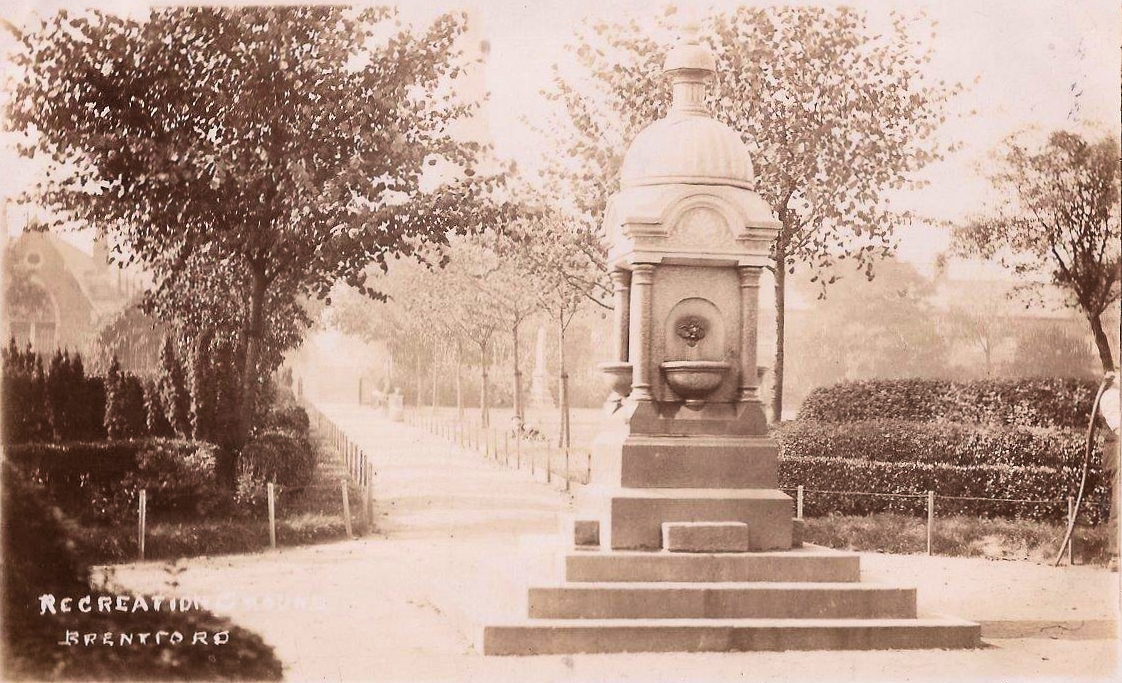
[663,21,715,116]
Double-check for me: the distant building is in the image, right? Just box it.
[2,229,146,360]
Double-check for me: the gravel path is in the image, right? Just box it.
[108,403,1120,682]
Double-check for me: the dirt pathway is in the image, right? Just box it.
[108,403,1119,682]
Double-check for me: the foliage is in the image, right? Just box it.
[1,468,283,680]
[157,335,193,438]
[9,5,507,481]
[104,357,149,440]
[1,339,51,443]
[778,453,1107,523]
[798,377,1099,429]
[143,379,174,437]
[537,6,960,418]
[121,440,222,517]
[955,130,1121,372]
[777,418,1101,469]
[2,461,89,614]
[239,430,317,491]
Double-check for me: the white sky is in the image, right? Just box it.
[1,0,1119,274]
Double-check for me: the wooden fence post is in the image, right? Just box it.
[365,464,375,534]
[138,489,147,561]
[341,479,353,538]
[564,448,571,493]
[797,485,804,520]
[267,483,276,549]
[926,491,935,556]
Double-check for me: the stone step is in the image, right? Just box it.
[662,521,750,552]
[566,545,861,583]
[482,617,981,655]
[528,582,916,619]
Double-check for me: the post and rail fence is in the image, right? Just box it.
[403,406,592,493]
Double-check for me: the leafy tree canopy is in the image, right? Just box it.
[8,5,507,445]
[535,5,959,417]
[955,130,1120,372]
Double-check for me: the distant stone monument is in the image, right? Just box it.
[484,22,979,655]
[527,325,554,409]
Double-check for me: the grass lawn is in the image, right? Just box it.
[804,513,1112,565]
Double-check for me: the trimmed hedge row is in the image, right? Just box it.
[5,438,220,523]
[777,455,1109,524]
[798,378,1099,429]
[776,418,1099,470]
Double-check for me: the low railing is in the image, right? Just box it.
[404,407,591,492]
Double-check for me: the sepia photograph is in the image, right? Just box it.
[0,0,1119,680]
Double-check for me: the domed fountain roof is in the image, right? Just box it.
[619,25,755,190]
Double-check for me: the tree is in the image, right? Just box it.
[506,207,605,446]
[537,7,957,419]
[9,6,501,480]
[955,130,1120,372]
[157,336,192,438]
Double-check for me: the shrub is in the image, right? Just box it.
[778,455,1109,523]
[1,343,50,444]
[5,439,220,523]
[2,462,284,680]
[2,461,88,613]
[263,397,310,434]
[798,378,1099,429]
[239,430,317,491]
[158,335,193,438]
[121,440,221,518]
[775,418,1098,470]
[144,378,174,437]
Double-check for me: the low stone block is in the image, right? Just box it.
[792,518,805,548]
[662,521,749,553]
[574,520,600,548]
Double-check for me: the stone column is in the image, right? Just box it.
[610,269,631,363]
[737,266,761,402]
[628,263,655,401]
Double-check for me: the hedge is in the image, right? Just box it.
[775,418,1102,470]
[798,378,1099,429]
[4,438,220,523]
[778,455,1109,524]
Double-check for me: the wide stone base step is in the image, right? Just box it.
[483,617,981,655]
[566,545,861,583]
[529,582,916,619]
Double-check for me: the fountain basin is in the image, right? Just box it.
[598,361,633,398]
[660,360,730,406]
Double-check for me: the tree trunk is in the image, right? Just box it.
[512,323,524,425]
[770,246,787,424]
[431,346,439,411]
[455,341,464,422]
[232,262,268,491]
[480,340,490,428]
[558,313,571,449]
[1089,311,1117,373]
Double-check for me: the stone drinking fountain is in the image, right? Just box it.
[484,23,979,655]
